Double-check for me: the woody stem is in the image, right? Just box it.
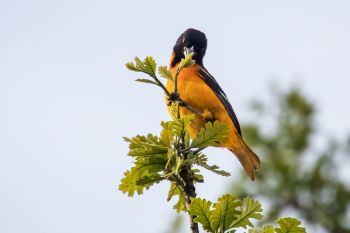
[176,109,199,233]
[179,162,199,233]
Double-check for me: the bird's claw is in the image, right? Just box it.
[167,92,187,106]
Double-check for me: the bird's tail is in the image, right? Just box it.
[229,139,261,181]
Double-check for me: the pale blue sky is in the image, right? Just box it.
[1,1,350,232]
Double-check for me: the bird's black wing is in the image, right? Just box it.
[198,67,242,136]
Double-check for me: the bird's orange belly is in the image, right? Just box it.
[165,66,231,142]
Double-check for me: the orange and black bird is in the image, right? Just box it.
[165,28,261,180]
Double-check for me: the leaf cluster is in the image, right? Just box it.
[119,107,231,212]
[122,54,232,215]
[188,194,305,233]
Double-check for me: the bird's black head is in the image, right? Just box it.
[171,28,207,67]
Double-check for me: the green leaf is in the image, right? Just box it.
[119,169,142,196]
[134,57,144,71]
[136,175,165,186]
[275,218,306,233]
[143,56,157,77]
[210,194,242,232]
[190,121,230,149]
[262,225,276,233]
[170,114,195,137]
[188,198,214,232]
[178,52,195,71]
[135,78,159,86]
[184,130,191,148]
[184,152,198,166]
[125,61,141,72]
[123,134,168,158]
[120,134,169,196]
[229,197,263,230]
[160,121,175,146]
[248,225,275,233]
[164,148,176,173]
[192,168,204,183]
[125,56,157,77]
[196,154,231,177]
[119,157,167,196]
[167,182,186,213]
[158,66,173,81]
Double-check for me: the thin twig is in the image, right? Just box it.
[153,75,170,96]
[145,59,171,96]
[174,69,181,93]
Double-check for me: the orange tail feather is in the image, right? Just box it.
[229,139,261,180]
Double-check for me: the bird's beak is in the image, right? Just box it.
[184,46,194,56]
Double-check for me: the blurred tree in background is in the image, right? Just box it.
[231,87,350,233]
[164,87,350,233]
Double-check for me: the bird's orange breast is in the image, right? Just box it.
[165,64,238,146]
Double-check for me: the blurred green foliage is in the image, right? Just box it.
[232,87,350,233]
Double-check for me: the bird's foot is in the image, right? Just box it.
[167,92,187,106]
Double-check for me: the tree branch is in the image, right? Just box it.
[179,163,199,233]
[176,117,199,233]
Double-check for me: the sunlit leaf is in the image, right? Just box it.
[229,197,263,229]
[123,134,168,158]
[178,52,195,71]
[143,56,157,77]
[160,121,175,146]
[167,182,186,213]
[158,66,173,81]
[196,154,231,176]
[188,198,214,232]
[119,157,167,196]
[170,114,194,137]
[210,194,242,232]
[248,225,275,233]
[275,218,306,233]
[125,56,157,78]
[190,121,230,149]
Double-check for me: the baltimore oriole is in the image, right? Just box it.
[165,28,261,180]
